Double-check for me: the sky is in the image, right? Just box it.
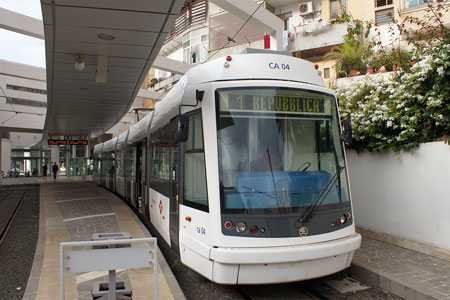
[0,0,46,68]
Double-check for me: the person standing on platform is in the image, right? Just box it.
[52,162,59,180]
[43,164,48,179]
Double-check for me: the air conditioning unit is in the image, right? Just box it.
[299,1,314,16]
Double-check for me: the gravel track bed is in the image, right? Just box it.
[0,190,24,233]
[0,186,39,300]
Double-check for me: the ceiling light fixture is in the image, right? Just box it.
[74,54,85,71]
[97,33,115,41]
[96,55,108,84]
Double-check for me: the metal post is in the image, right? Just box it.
[154,250,158,300]
[109,270,116,300]
[60,244,65,300]
[0,136,2,175]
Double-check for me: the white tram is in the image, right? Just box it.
[93,51,361,284]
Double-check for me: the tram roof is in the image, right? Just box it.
[185,53,326,87]
[127,112,153,144]
[102,136,118,153]
[116,130,129,150]
[93,143,103,155]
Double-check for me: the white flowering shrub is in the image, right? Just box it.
[335,4,450,152]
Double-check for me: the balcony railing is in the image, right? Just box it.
[165,0,207,44]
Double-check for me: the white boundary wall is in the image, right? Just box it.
[347,141,450,252]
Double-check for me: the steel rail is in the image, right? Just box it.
[0,190,26,246]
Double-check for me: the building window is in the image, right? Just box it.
[404,0,427,8]
[276,11,293,31]
[6,84,47,95]
[6,97,47,107]
[182,28,208,64]
[324,68,330,78]
[265,2,275,13]
[375,8,395,25]
[9,150,50,177]
[331,0,347,18]
[376,0,393,7]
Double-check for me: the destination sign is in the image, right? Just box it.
[227,94,325,114]
[69,140,88,145]
[48,139,67,145]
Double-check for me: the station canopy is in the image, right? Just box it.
[41,0,185,138]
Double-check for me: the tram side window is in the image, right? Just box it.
[151,145,171,180]
[151,125,175,180]
[126,146,135,178]
[184,112,208,210]
[93,155,99,174]
[116,149,123,177]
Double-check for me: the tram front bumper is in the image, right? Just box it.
[209,233,361,284]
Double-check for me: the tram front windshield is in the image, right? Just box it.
[216,87,350,214]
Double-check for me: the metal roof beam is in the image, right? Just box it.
[137,89,164,101]
[153,55,192,75]
[0,59,46,82]
[0,127,43,134]
[0,8,44,40]
[209,0,283,50]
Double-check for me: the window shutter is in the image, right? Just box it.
[375,8,394,25]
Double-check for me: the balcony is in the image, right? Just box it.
[287,21,348,52]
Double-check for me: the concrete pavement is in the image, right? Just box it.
[350,236,450,300]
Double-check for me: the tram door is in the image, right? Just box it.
[170,146,179,254]
[125,145,134,204]
[149,120,180,252]
[110,154,115,192]
[136,141,146,214]
[135,143,142,209]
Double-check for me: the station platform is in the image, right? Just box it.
[23,178,185,300]
[18,177,450,300]
[350,236,450,300]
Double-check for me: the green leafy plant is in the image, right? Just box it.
[334,2,450,152]
[372,48,412,71]
[324,39,369,76]
[336,12,351,24]
[149,77,159,88]
[325,20,373,77]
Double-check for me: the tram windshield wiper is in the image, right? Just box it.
[298,165,345,225]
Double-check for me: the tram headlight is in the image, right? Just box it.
[340,214,347,224]
[224,221,233,230]
[236,222,247,234]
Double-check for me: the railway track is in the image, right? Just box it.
[0,189,27,245]
[0,189,13,203]
[234,282,331,300]
[299,285,331,300]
